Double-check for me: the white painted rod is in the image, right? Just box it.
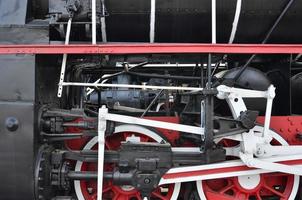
[229,0,242,44]
[62,82,204,91]
[150,0,156,43]
[57,18,72,97]
[211,0,216,44]
[92,0,97,44]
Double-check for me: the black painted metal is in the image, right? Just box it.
[45,0,302,43]
[0,55,36,200]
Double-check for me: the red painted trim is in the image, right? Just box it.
[1,43,302,54]
[162,159,302,180]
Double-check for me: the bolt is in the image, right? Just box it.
[144,178,151,184]
[5,117,19,132]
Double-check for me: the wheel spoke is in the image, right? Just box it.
[205,190,236,200]
[105,141,113,149]
[263,184,286,198]
[103,185,111,193]
[122,132,129,141]
[234,191,246,200]
[152,191,168,200]
[256,191,262,200]
[112,194,119,200]
[135,193,143,200]
[113,194,129,200]
[219,184,234,194]
[91,193,97,200]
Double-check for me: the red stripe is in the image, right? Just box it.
[1,43,302,54]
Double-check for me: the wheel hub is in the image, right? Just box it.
[120,185,135,191]
[237,175,261,190]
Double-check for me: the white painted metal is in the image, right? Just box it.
[171,147,201,153]
[92,0,97,44]
[156,129,302,183]
[150,0,156,43]
[104,112,204,135]
[62,82,204,91]
[156,102,165,112]
[263,85,275,139]
[97,106,107,200]
[256,144,302,157]
[217,84,275,142]
[211,0,216,44]
[57,18,72,97]
[226,96,246,118]
[216,85,269,99]
[100,17,107,42]
[86,78,101,95]
[116,124,167,143]
[74,136,98,200]
[115,63,227,68]
[100,0,107,42]
[240,152,302,176]
[237,175,260,190]
[228,0,242,43]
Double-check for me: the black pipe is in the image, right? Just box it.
[141,89,164,117]
[233,0,296,83]
[67,171,113,180]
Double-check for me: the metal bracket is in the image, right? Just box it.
[57,18,72,97]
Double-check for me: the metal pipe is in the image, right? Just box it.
[100,0,107,42]
[150,0,156,43]
[67,171,113,180]
[141,89,164,117]
[229,0,242,44]
[62,82,204,91]
[211,0,216,44]
[92,0,97,44]
[234,0,296,82]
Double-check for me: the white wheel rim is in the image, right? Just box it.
[74,124,181,200]
[196,127,300,200]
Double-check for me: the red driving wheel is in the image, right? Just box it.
[75,125,180,200]
[202,172,295,200]
[198,130,299,200]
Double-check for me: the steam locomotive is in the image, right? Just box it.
[1,0,302,200]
